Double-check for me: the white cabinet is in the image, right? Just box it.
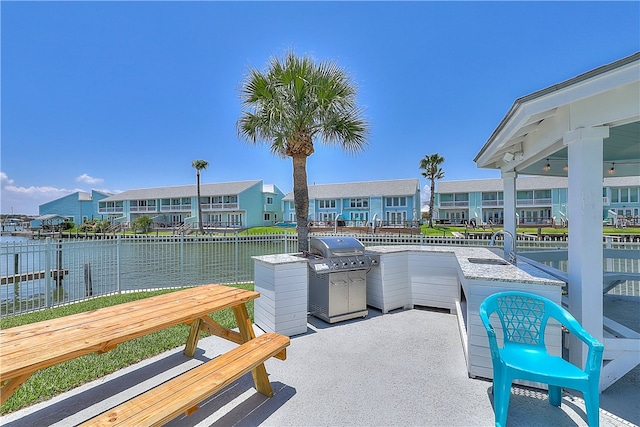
[253,255,308,336]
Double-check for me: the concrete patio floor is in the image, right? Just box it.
[1,306,638,427]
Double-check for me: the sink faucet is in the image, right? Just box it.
[490,230,517,264]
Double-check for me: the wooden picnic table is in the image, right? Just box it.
[0,284,280,406]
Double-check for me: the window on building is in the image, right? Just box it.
[349,198,369,208]
[318,199,336,209]
[385,197,407,207]
[611,189,619,203]
[620,188,629,203]
[631,187,639,203]
[266,196,273,205]
[264,213,271,221]
[517,191,533,200]
[224,195,238,204]
[534,190,551,200]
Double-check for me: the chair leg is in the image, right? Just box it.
[548,385,562,407]
[493,374,512,427]
[584,385,600,427]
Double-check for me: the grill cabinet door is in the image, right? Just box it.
[328,272,349,317]
[348,271,367,313]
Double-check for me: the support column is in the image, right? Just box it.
[563,126,608,370]
[501,171,517,260]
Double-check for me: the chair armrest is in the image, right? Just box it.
[550,308,604,374]
[479,307,501,359]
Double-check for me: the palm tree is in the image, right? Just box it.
[237,51,369,251]
[192,159,209,234]
[419,154,445,228]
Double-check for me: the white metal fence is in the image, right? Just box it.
[1,233,637,316]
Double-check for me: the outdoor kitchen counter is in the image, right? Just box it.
[364,245,565,381]
[365,245,564,286]
[252,253,307,265]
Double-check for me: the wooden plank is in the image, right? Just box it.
[80,332,290,427]
[198,316,243,344]
[0,373,31,406]
[232,304,273,396]
[1,294,255,381]
[0,285,256,353]
[2,285,252,345]
[0,285,258,384]
[0,269,69,285]
[183,318,202,358]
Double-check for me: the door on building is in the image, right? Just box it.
[228,213,242,227]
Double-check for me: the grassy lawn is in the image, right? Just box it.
[0,284,254,414]
[64,224,639,238]
[64,226,296,237]
[420,224,640,236]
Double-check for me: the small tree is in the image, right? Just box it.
[132,216,153,234]
[419,153,445,228]
[192,160,209,234]
[94,219,110,233]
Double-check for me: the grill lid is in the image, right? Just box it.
[309,236,365,258]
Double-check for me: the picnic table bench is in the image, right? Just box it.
[0,284,289,424]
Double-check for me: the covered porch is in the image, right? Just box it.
[474,52,640,391]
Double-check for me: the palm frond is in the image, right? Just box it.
[237,50,369,155]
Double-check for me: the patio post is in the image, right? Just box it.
[501,171,517,259]
[563,126,608,371]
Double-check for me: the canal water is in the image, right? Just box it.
[1,235,293,314]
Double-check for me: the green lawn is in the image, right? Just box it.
[0,284,254,414]
[419,224,640,236]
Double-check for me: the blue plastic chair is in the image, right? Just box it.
[479,291,604,427]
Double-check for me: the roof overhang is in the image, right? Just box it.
[475,52,640,178]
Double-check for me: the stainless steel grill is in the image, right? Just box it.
[307,237,379,323]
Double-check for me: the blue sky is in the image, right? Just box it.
[2,1,639,215]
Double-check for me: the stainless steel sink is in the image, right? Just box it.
[467,257,509,266]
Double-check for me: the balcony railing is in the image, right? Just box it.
[98,207,124,214]
[516,198,552,206]
[130,206,158,212]
[160,205,192,212]
[439,201,469,207]
[201,203,239,210]
[481,200,504,207]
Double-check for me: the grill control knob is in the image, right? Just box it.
[351,261,356,266]
[359,260,365,265]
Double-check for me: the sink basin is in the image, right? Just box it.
[467,257,509,266]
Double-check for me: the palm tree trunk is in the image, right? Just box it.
[429,180,436,228]
[196,171,204,234]
[292,154,309,252]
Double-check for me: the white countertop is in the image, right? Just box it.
[252,253,308,265]
[366,245,565,286]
